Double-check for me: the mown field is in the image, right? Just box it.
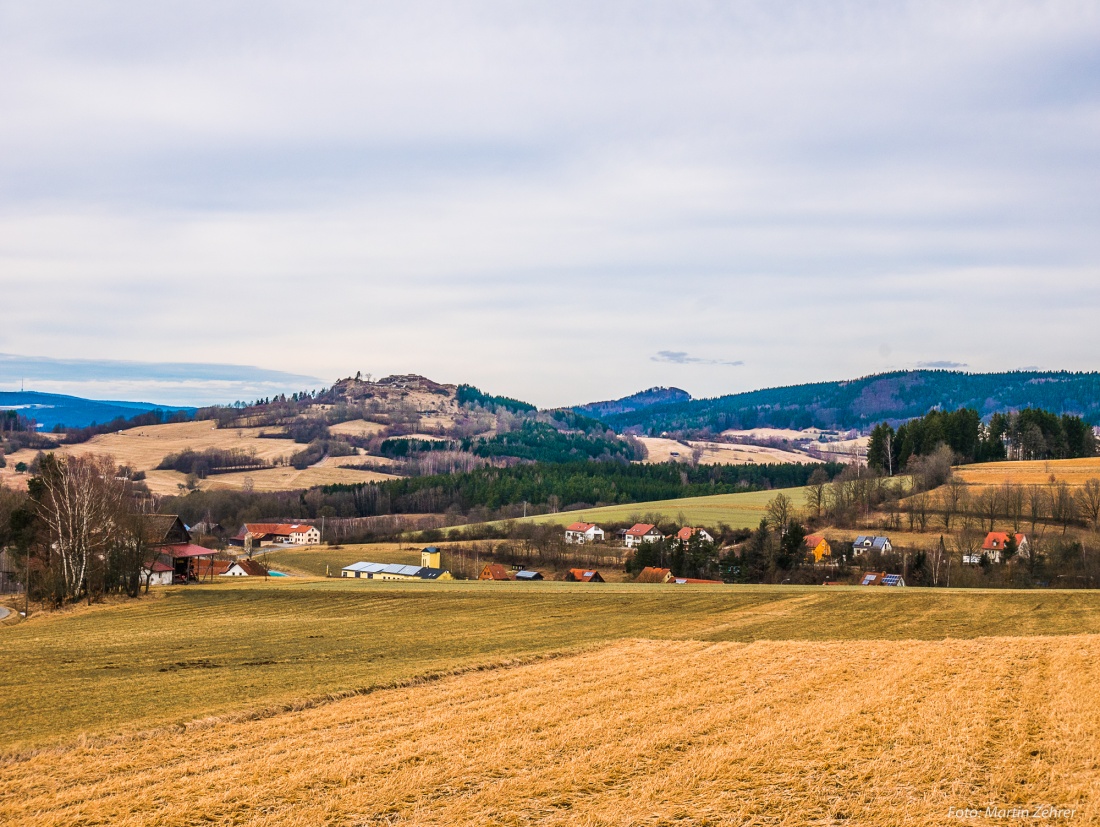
[956,456,1100,489]
[476,486,809,532]
[261,542,422,576]
[4,581,1100,758]
[4,633,1098,826]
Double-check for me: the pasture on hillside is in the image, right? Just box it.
[474,486,810,532]
[956,456,1100,489]
[3,588,1100,825]
[0,418,397,494]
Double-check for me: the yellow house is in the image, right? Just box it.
[806,535,832,563]
[421,547,442,568]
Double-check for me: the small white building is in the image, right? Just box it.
[224,559,269,577]
[674,526,714,545]
[624,523,664,548]
[564,522,605,545]
[141,560,174,587]
[852,536,892,556]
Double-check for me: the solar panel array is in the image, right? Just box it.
[882,574,903,586]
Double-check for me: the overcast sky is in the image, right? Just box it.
[1,1,1098,407]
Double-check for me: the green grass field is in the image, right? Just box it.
[260,543,420,576]
[469,486,809,533]
[5,579,1100,754]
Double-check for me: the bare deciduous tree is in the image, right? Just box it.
[1077,478,1100,529]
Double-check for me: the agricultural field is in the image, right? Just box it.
[638,436,818,465]
[3,582,1100,825]
[956,456,1100,490]
[486,486,811,531]
[260,542,423,576]
[0,418,397,495]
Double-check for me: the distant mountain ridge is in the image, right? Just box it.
[0,391,195,430]
[572,386,692,419]
[585,371,1100,434]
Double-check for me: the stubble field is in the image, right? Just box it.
[3,582,1100,825]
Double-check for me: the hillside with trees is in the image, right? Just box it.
[590,370,1100,434]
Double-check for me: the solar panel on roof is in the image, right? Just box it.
[882,574,902,586]
[861,574,876,585]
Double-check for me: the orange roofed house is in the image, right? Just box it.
[564,522,605,545]
[674,526,714,545]
[478,563,513,581]
[233,523,321,548]
[636,566,674,583]
[966,532,1029,565]
[623,524,664,548]
[566,568,605,583]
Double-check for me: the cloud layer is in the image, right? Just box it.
[1,2,1098,406]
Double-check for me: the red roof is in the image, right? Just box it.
[193,559,233,576]
[231,559,269,576]
[478,563,512,581]
[567,568,604,582]
[566,522,598,532]
[675,527,710,541]
[672,577,724,585]
[626,523,658,537]
[155,543,216,558]
[982,532,1026,551]
[805,534,825,548]
[636,566,673,583]
[244,523,317,537]
[144,560,173,573]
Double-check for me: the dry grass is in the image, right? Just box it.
[327,418,388,437]
[3,634,1098,826]
[639,436,818,465]
[5,581,1100,757]
[0,419,398,494]
[260,542,423,575]
[956,457,1100,490]
[488,486,810,531]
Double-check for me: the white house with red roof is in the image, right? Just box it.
[564,522,605,544]
[674,526,714,545]
[238,523,321,547]
[965,532,1028,564]
[623,523,664,548]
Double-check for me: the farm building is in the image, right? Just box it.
[623,524,664,548]
[805,535,833,562]
[515,570,544,581]
[235,523,320,547]
[340,562,453,581]
[564,522,605,544]
[852,536,892,556]
[478,563,513,581]
[673,527,714,545]
[858,572,905,587]
[224,559,268,577]
[421,547,442,568]
[145,515,218,583]
[566,568,605,583]
[140,560,173,587]
[636,566,674,583]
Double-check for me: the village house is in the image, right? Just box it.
[192,559,233,578]
[515,570,544,581]
[224,559,269,577]
[966,532,1029,564]
[478,563,513,581]
[673,526,714,545]
[671,577,724,585]
[139,560,174,587]
[805,535,833,563]
[858,572,905,586]
[636,566,674,583]
[564,522,605,545]
[852,536,892,556]
[623,523,664,548]
[566,568,605,582]
[235,523,320,547]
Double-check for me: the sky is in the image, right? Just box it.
[1,1,1098,408]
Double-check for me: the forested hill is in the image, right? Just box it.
[572,386,691,418]
[592,371,1100,434]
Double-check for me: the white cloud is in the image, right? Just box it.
[1,2,1098,407]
